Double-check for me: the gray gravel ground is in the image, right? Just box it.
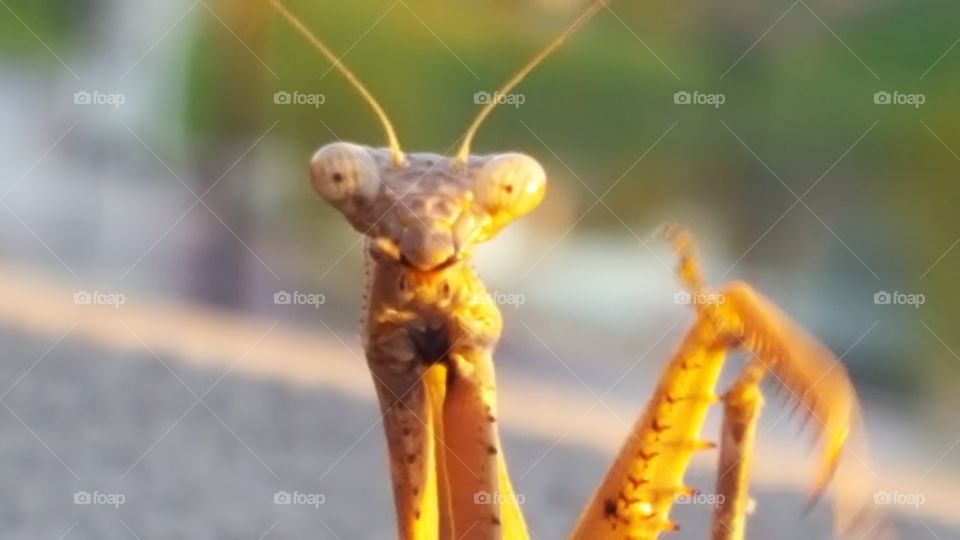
[0,327,954,540]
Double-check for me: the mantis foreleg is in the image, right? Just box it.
[572,228,860,540]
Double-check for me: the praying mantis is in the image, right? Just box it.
[266,0,866,538]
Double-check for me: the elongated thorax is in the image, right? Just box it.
[362,251,526,539]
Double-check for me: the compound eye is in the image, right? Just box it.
[474,153,546,221]
[309,142,381,204]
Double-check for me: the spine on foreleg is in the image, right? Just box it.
[572,317,728,540]
[719,283,856,500]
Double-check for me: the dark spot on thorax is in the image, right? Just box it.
[409,324,450,365]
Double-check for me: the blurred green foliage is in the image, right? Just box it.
[0,0,78,58]
[182,0,959,227]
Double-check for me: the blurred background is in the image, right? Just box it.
[0,0,958,538]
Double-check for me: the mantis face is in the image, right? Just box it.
[309,142,547,272]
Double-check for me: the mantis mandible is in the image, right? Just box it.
[267,0,863,538]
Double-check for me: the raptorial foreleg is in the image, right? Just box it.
[571,227,861,540]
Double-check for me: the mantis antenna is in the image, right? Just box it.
[267,0,405,166]
[454,0,611,164]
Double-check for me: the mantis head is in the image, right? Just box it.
[268,0,599,272]
[310,143,546,272]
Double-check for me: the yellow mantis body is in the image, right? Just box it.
[267,1,863,538]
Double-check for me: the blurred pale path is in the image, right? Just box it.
[0,265,955,539]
